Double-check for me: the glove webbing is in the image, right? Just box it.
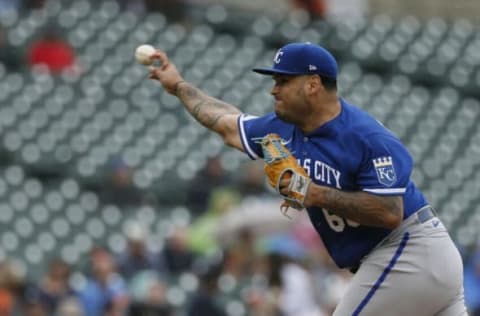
[262,137,291,164]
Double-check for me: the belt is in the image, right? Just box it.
[416,206,437,223]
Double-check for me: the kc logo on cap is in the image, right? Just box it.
[274,50,284,64]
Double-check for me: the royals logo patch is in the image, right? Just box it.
[372,156,396,187]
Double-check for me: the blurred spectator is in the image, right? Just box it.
[236,161,271,198]
[26,26,76,74]
[144,0,187,23]
[0,260,25,316]
[273,252,325,316]
[316,267,350,314]
[215,196,296,245]
[128,272,173,316]
[0,0,21,14]
[464,246,480,316]
[0,27,22,71]
[25,258,76,314]
[253,235,326,316]
[100,157,143,205]
[187,188,241,255]
[291,0,326,18]
[22,0,47,10]
[221,228,257,279]
[23,300,48,316]
[117,223,166,281]
[78,247,129,316]
[187,260,226,316]
[115,0,146,15]
[55,297,84,316]
[162,226,196,275]
[1,0,46,11]
[186,156,231,215]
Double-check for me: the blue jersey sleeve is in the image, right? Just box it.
[357,132,413,196]
[237,113,294,160]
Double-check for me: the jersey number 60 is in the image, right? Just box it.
[322,208,360,232]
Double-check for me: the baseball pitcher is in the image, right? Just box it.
[147,42,467,316]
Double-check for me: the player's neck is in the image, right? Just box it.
[300,96,341,134]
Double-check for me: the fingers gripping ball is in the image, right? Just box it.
[260,134,312,216]
[135,44,156,66]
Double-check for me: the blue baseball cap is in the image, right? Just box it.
[253,42,338,79]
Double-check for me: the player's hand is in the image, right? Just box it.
[148,50,184,95]
[278,176,313,217]
[278,177,291,196]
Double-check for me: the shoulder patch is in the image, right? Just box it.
[372,156,396,187]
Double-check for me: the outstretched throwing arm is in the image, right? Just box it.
[148,50,244,151]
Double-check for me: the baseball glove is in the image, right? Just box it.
[259,134,312,218]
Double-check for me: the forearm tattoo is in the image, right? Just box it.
[321,187,403,228]
[176,82,241,130]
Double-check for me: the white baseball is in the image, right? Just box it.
[135,44,155,66]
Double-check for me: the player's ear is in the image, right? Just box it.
[306,75,322,94]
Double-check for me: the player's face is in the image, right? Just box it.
[271,75,311,124]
